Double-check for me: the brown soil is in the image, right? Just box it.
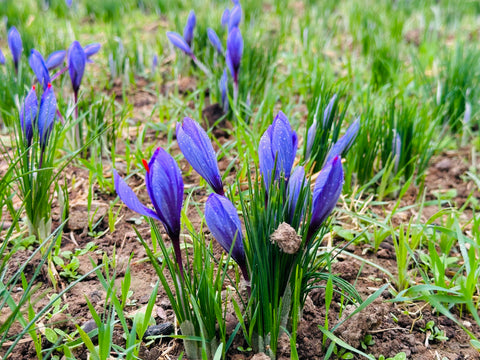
[1,80,480,360]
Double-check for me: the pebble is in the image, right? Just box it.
[142,322,174,340]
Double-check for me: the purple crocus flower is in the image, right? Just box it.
[0,49,5,65]
[151,54,158,74]
[220,69,228,112]
[228,5,242,31]
[20,85,38,147]
[287,166,307,223]
[68,41,86,98]
[258,111,298,188]
[305,121,317,159]
[66,0,72,7]
[176,117,224,195]
[205,193,248,280]
[326,117,360,162]
[84,43,101,62]
[37,83,57,149]
[308,156,344,240]
[29,49,50,89]
[392,129,401,173]
[166,31,193,57]
[183,10,196,47]
[323,94,337,126]
[226,27,243,85]
[114,147,185,274]
[207,28,224,55]
[45,50,66,71]
[8,26,23,72]
[221,9,230,27]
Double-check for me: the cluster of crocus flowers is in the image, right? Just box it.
[20,83,58,167]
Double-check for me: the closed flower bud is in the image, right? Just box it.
[68,41,86,96]
[29,49,50,89]
[166,31,193,57]
[8,26,22,71]
[183,11,196,47]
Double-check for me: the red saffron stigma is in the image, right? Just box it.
[32,85,36,90]
[142,159,150,173]
[47,83,52,89]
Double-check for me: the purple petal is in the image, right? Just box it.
[183,10,196,47]
[220,69,228,112]
[207,28,224,55]
[113,169,160,221]
[226,27,243,82]
[392,129,401,173]
[166,31,193,56]
[145,148,184,240]
[8,26,22,68]
[326,117,360,162]
[271,111,297,179]
[20,85,38,146]
[228,5,242,31]
[84,43,101,58]
[176,117,224,195]
[66,0,72,7]
[37,84,57,148]
[309,156,344,234]
[258,125,274,188]
[0,49,5,65]
[45,50,66,71]
[68,41,86,94]
[221,8,230,27]
[323,94,337,126]
[205,194,245,267]
[29,49,50,89]
[287,166,306,222]
[305,120,317,159]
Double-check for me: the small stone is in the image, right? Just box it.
[270,222,302,254]
[251,353,271,360]
[82,319,98,335]
[142,322,174,340]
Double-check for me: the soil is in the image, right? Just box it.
[1,78,480,360]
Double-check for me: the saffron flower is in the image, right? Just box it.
[45,50,66,71]
[176,117,224,195]
[228,4,242,31]
[221,8,230,27]
[325,117,360,162]
[205,193,248,280]
[29,49,50,89]
[287,166,307,222]
[226,27,243,85]
[8,26,22,72]
[68,41,86,98]
[20,85,38,147]
[308,156,344,240]
[305,94,338,158]
[166,31,193,57]
[392,129,401,173]
[84,43,101,61]
[114,147,185,273]
[183,10,196,47]
[259,111,298,188]
[220,69,228,112]
[207,28,224,55]
[0,49,5,65]
[323,93,337,126]
[38,83,57,149]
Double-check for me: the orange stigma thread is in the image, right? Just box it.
[142,159,150,173]
[47,83,52,89]
[32,85,36,90]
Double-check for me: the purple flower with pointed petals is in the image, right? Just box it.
[323,94,337,126]
[8,26,23,72]
[205,194,248,280]
[45,50,66,71]
[287,166,307,222]
[114,148,185,273]
[166,31,193,57]
[259,111,298,188]
[20,85,38,147]
[68,41,86,97]
[226,27,243,84]
[308,156,344,240]
[228,5,242,31]
[37,83,57,149]
[176,117,224,195]
[392,129,401,173]
[84,43,101,62]
[305,120,317,159]
[183,10,196,47]
[29,49,50,89]
[221,8,230,27]
[326,117,360,163]
[0,49,5,65]
[207,28,224,55]
[220,69,228,112]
